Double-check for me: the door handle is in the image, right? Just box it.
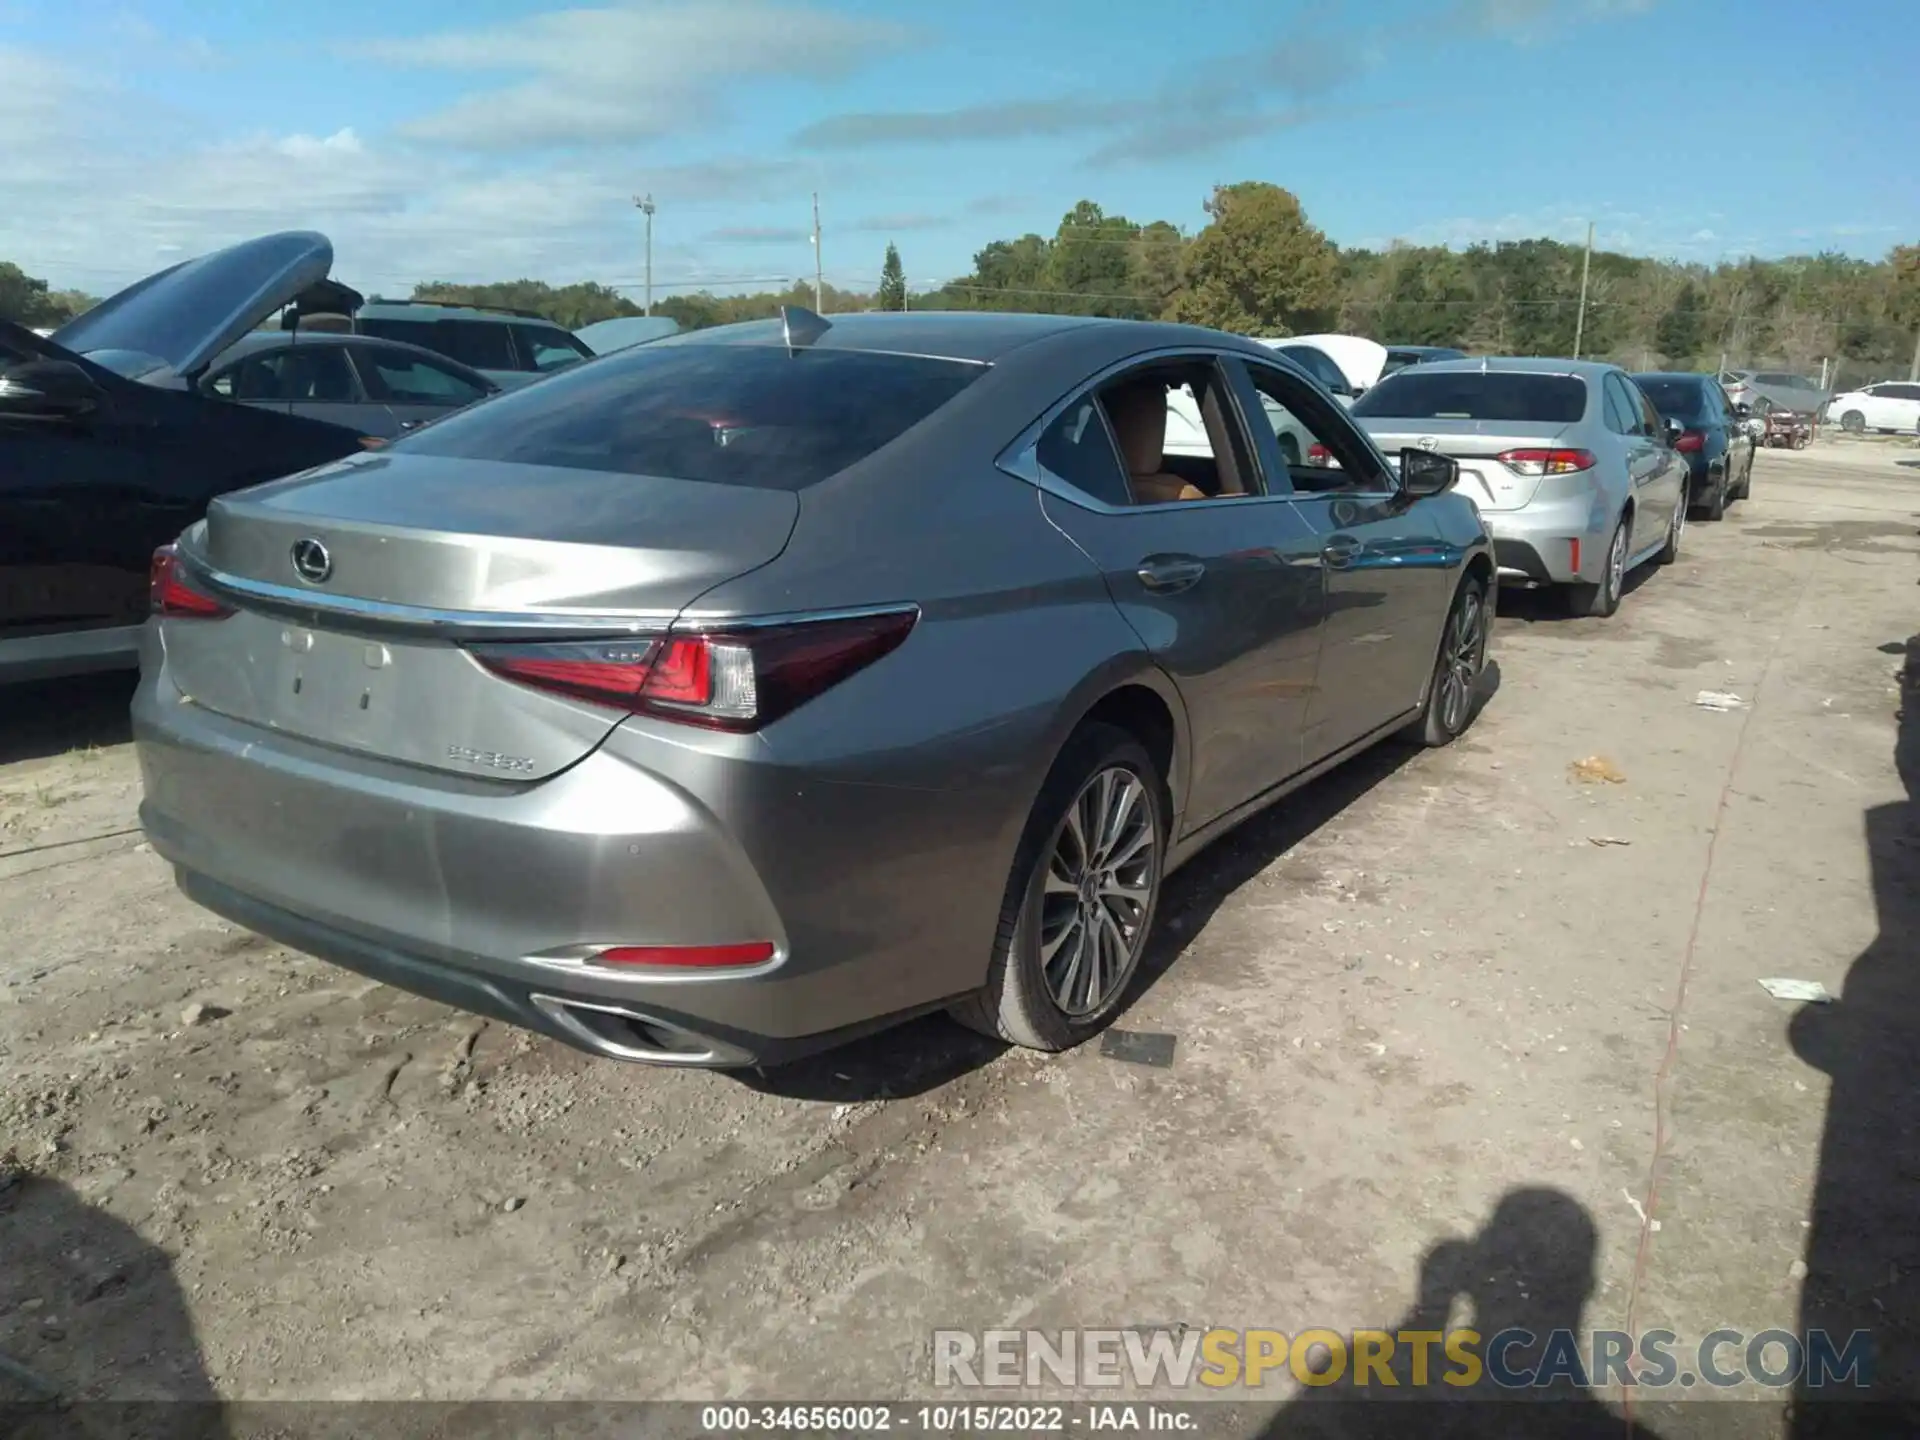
[1136,556,1207,593]
[1321,537,1363,569]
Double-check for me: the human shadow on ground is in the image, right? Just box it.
[1787,631,1920,1436]
[1253,1188,1666,1439]
[0,1170,223,1439]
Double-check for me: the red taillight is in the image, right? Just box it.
[469,608,918,732]
[148,546,233,620]
[1306,443,1333,467]
[1497,448,1596,476]
[594,941,775,969]
[1674,430,1705,453]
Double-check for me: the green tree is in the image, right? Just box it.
[1045,201,1142,317]
[0,262,62,327]
[1163,183,1338,335]
[409,279,642,329]
[877,243,907,311]
[1130,221,1186,319]
[1655,281,1708,363]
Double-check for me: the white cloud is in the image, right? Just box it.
[356,0,915,151]
[0,43,818,297]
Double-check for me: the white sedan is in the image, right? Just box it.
[1826,382,1920,435]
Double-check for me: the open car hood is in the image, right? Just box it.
[50,231,334,382]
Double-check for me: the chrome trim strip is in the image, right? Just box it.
[183,560,679,639]
[183,555,922,642]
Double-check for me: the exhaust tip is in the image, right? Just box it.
[529,993,749,1068]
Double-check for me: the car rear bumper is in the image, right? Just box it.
[1479,492,1610,586]
[133,660,1011,1067]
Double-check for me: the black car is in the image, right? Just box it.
[1629,371,1757,521]
[1,232,371,685]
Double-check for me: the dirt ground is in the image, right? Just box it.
[2,438,1916,1433]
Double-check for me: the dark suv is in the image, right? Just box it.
[352,300,592,390]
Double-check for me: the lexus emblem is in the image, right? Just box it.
[291,538,333,585]
[1417,436,1441,452]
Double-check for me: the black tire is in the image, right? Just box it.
[1656,494,1684,565]
[950,723,1168,1051]
[1407,574,1490,747]
[1563,518,1626,619]
[1697,469,1727,521]
[1841,410,1866,434]
[1733,451,1753,500]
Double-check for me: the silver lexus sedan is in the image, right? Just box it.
[135,305,1495,1068]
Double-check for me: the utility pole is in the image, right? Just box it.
[1909,325,1920,382]
[810,192,825,313]
[1572,221,1594,360]
[633,194,655,316]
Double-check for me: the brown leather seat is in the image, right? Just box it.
[1104,380,1206,504]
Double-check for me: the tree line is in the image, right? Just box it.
[8,186,1914,386]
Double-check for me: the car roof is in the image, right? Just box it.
[1382,355,1615,378]
[650,311,1263,366]
[1630,371,1712,383]
[207,327,497,382]
[357,300,561,325]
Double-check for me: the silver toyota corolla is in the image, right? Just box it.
[134,258,1495,1068]
[1349,359,1690,618]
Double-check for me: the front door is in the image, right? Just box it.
[1233,356,1457,763]
[1021,356,1327,834]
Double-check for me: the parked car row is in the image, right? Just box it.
[0,230,1758,1075]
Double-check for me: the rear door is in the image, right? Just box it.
[352,344,495,435]
[1625,376,1686,545]
[277,345,394,438]
[1606,374,1668,552]
[1887,384,1920,430]
[1023,355,1327,831]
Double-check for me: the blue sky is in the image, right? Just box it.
[2,0,1913,300]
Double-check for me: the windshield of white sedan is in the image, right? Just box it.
[1352,371,1586,424]
[393,343,984,489]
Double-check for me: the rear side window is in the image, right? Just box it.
[1352,371,1588,424]
[1035,396,1132,508]
[515,324,590,372]
[395,343,984,489]
[1632,379,1709,423]
[435,320,518,371]
[357,318,440,350]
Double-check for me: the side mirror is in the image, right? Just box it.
[0,359,106,422]
[1399,448,1459,498]
[1662,415,1685,448]
[1735,402,1752,420]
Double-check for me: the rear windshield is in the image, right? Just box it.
[1631,378,1709,422]
[392,343,985,488]
[1351,371,1588,424]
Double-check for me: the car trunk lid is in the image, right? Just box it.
[1361,418,1573,512]
[162,451,797,780]
[51,231,335,383]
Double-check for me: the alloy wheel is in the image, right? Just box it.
[1038,767,1157,1017]
[1438,591,1486,735]
[1607,524,1627,603]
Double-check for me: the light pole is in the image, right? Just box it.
[634,194,656,315]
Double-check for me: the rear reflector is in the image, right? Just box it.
[149,545,233,620]
[594,942,775,969]
[1497,448,1596,476]
[469,607,918,733]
